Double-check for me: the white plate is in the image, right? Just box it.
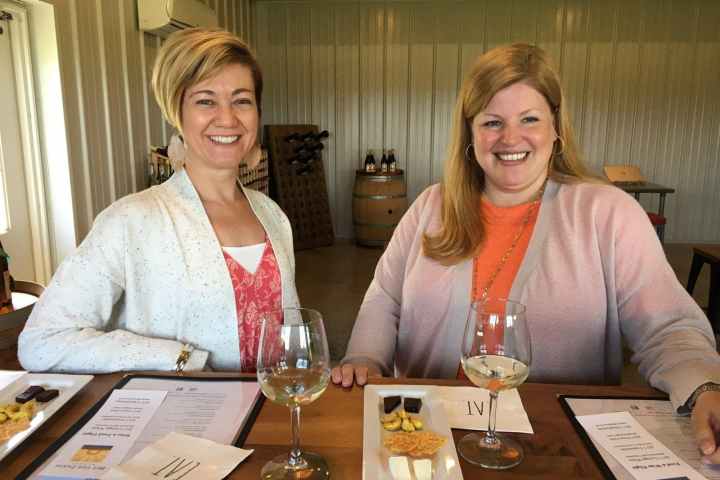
[0,372,94,462]
[363,385,463,480]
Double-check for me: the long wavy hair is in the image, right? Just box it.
[422,43,600,265]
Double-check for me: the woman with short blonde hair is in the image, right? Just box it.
[20,28,298,374]
[152,27,263,134]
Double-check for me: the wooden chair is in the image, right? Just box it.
[0,281,43,369]
[687,245,720,333]
[603,165,667,242]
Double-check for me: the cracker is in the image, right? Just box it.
[383,431,446,457]
[0,418,30,442]
[408,431,446,458]
[383,432,420,454]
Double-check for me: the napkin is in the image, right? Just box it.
[102,432,253,480]
[435,386,534,433]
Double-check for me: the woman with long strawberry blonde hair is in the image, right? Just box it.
[333,43,720,464]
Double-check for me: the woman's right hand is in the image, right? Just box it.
[331,361,381,387]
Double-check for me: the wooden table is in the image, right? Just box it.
[614,182,675,217]
[0,374,665,478]
[0,281,42,370]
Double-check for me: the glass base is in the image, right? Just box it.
[458,432,524,470]
[261,452,330,480]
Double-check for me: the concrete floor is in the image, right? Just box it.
[296,241,714,386]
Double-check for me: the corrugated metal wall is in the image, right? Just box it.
[255,0,720,242]
[48,0,253,240]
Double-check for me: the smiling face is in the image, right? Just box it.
[471,81,557,206]
[181,63,259,174]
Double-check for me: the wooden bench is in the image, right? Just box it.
[687,245,720,332]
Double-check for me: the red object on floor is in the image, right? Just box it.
[646,212,666,242]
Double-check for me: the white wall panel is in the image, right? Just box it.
[310,5,337,228]
[287,5,313,124]
[255,0,720,242]
[431,6,461,185]
[385,4,410,176]
[334,4,361,238]
[359,4,385,158]
[406,6,434,202]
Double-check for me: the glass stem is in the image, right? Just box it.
[288,406,304,467]
[485,391,499,446]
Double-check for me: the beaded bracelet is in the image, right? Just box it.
[175,344,194,374]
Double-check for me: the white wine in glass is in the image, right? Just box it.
[257,308,331,479]
[459,298,531,470]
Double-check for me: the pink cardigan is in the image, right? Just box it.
[343,180,720,410]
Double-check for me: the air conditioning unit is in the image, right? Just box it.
[138,0,218,38]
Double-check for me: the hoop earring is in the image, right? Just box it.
[553,136,565,157]
[243,144,263,169]
[168,133,186,170]
[465,143,475,160]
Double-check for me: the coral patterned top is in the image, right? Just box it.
[223,242,282,373]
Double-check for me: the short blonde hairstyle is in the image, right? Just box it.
[423,43,600,264]
[151,28,263,134]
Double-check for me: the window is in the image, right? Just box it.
[0,149,9,235]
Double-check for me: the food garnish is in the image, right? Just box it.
[15,385,44,404]
[388,456,412,480]
[381,409,423,432]
[0,400,37,441]
[403,397,422,413]
[383,395,401,414]
[413,459,432,480]
[36,389,59,403]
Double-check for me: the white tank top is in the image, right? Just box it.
[222,242,266,274]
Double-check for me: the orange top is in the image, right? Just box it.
[458,198,540,380]
[472,198,541,301]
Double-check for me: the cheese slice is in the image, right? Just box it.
[413,459,433,480]
[388,456,411,480]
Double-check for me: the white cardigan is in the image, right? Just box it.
[18,169,298,373]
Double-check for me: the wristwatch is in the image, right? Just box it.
[175,344,194,375]
[687,382,720,411]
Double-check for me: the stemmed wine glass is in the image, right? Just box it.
[256,307,331,480]
[459,298,532,469]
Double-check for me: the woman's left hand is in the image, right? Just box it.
[691,390,720,464]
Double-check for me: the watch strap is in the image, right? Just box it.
[687,382,720,411]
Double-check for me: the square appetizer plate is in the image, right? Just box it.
[363,385,463,480]
[0,373,94,462]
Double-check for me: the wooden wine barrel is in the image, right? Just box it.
[352,170,408,247]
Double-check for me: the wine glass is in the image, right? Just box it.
[256,307,331,480]
[458,298,532,469]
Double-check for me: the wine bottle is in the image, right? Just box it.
[388,149,397,172]
[148,162,157,187]
[299,132,315,142]
[289,150,314,165]
[364,150,376,173]
[308,142,325,152]
[380,149,389,173]
[315,130,329,140]
[296,164,313,176]
[157,159,166,184]
[284,132,301,143]
[0,241,12,308]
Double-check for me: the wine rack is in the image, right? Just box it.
[264,125,334,250]
[145,148,269,195]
